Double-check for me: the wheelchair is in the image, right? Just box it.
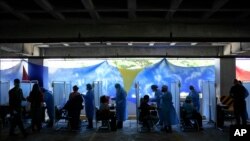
[138,109,159,132]
[180,107,200,132]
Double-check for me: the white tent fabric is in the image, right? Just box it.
[170,81,180,120]
[0,81,10,105]
[202,81,216,122]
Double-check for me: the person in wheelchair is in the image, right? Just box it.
[97,95,116,130]
[182,96,203,130]
[139,95,158,131]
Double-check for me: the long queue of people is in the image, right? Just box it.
[7,78,128,138]
[6,78,249,138]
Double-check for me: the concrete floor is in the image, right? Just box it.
[0,120,229,141]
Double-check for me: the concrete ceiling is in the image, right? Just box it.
[0,0,250,23]
[0,1,250,57]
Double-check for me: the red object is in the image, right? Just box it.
[236,67,250,81]
[22,66,29,80]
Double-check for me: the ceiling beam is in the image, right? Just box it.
[1,22,250,43]
[202,0,229,19]
[41,46,219,57]
[81,0,100,20]
[127,0,136,19]
[166,0,183,20]
[0,1,30,21]
[34,0,65,20]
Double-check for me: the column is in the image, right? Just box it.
[215,58,236,97]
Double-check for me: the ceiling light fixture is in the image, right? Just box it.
[149,42,155,46]
[84,42,90,46]
[191,42,197,46]
[63,43,69,47]
[38,44,49,48]
[106,42,112,46]
[170,42,176,46]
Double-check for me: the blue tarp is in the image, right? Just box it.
[48,61,124,97]
[128,59,215,101]
[1,59,215,103]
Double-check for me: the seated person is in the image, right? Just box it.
[182,96,203,130]
[98,95,116,128]
[99,95,110,112]
[139,95,156,130]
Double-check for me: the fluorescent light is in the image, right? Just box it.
[38,44,49,47]
[84,42,90,46]
[128,42,133,46]
[106,42,112,46]
[191,42,197,46]
[63,43,69,47]
[170,42,176,46]
[149,42,155,46]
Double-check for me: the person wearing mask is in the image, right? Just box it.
[114,83,127,129]
[41,88,54,128]
[230,79,247,125]
[82,84,95,129]
[151,85,163,126]
[188,85,200,112]
[161,85,179,133]
[27,83,44,132]
[64,85,83,130]
[8,79,28,137]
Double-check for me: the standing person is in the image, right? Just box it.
[189,85,200,112]
[238,80,249,120]
[161,85,179,132]
[8,79,28,137]
[230,79,247,125]
[27,84,44,132]
[64,85,83,130]
[151,85,163,125]
[82,84,94,129]
[41,88,54,128]
[115,83,127,129]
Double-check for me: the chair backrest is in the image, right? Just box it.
[96,108,110,121]
[220,96,234,111]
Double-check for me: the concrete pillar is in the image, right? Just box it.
[215,58,236,97]
[28,58,48,88]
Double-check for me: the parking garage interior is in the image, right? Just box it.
[1,0,250,141]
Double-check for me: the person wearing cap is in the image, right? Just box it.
[82,84,94,129]
[8,78,28,137]
[188,85,200,112]
[151,84,163,125]
[160,85,179,133]
[64,85,83,130]
[114,83,127,129]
